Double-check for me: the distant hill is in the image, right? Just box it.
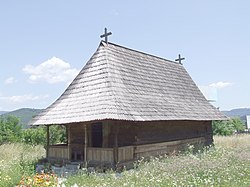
[222,108,250,118]
[0,111,8,115]
[222,108,250,124]
[1,108,42,128]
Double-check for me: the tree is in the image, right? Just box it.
[0,115,66,146]
[0,115,22,143]
[22,125,66,146]
[22,127,46,146]
[212,118,245,136]
[49,125,67,145]
[229,118,245,132]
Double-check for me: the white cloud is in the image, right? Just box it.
[23,57,79,84]
[4,76,16,85]
[110,9,119,16]
[199,81,234,102]
[209,81,234,89]
[199,86,218,101]
[0,94,49,103]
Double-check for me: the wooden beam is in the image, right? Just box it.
[46,125,50,158]
[84,124,88,168]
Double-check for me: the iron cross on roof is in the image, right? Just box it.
[100,28,112,44]
[175,54,185,65]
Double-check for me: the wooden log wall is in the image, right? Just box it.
[134,137,206,159]
[107,120,212,148]
[69,123,85,144]
[65,120,212,149]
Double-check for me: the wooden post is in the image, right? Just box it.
[113,125,118,165]
[46,125,50,158]
[67,125,71,161]
[65,125,68,144]
[84,124,88,168]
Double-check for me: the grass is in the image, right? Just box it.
[65,134,250,187]
[0,135,249,186]
[0,143,45,187]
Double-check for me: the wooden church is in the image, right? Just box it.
[30,29,227,168]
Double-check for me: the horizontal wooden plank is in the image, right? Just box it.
[87,147,114,162]
[135,137,205,154]
[87,147,113,151]
[49,144,67,148]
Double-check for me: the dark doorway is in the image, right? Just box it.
[91,122,103,147]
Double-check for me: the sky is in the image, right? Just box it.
[0,0,250,111]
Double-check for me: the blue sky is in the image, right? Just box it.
[0,0,249,111]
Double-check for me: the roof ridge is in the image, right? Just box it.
[100,40,180,65]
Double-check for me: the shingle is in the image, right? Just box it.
[30,41,227,126]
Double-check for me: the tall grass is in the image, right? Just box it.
[0,135,249,186]
[65,135,250,187]
[214,134,250,149]
[0,143,45,187]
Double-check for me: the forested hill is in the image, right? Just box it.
[1,108,42,128]
[222,108,250,117]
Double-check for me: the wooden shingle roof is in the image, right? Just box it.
[30,41,227,125]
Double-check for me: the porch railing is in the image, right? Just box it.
[48,144,69,160]
[87,147,114,163]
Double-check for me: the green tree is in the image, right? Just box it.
[49,125,67,144]
[22,125,66,146]
[0,115,66,145]
[22,127,46,145]
[212,118,245,136]
[229,118,245,132]
[0,115,22,143]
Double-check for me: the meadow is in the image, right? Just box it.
[0,135,249,186]
[0,144,45,186]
